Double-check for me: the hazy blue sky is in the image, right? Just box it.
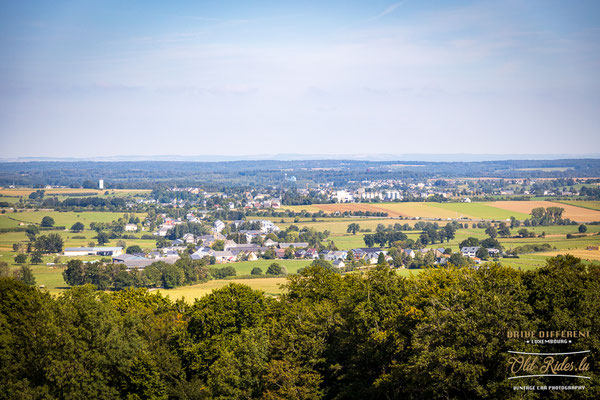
[1,0,599,158]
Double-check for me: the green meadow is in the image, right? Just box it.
[557,200,600,211]
[0,210,147,229]
[428,202,530,220]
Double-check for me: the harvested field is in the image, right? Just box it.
[292,203,462,219]
[488,201,600,222]
[156,278,288,301]
[536,249,600,262]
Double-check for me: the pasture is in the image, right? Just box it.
[0,210,147,229]
[556,200,600,212]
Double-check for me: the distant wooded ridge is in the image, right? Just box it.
[1,159,600,188]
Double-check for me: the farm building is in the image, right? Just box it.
[113,254,179,268]
[278,242,309,249]
[64,246,123,257]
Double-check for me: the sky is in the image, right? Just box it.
[0,0,599,159]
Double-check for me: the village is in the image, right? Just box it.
[60,211,504,271]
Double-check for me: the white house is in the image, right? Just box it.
[182,233,196,244]
[125,224,138,232]
[461,246,480,258]
[156,225,173,237]
[213,251,235,263]
[213,220,225,233]
[333,260,345,268]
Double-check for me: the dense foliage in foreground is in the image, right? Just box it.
[1,255,599,399]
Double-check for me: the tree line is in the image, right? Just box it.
[1,255,598,399]
[62,256,212,290]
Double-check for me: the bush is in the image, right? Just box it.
[209,266,237,279]
[566,233,585,239]
[510,243,554,254]
[266,263,287,276]
[251,267,263,275]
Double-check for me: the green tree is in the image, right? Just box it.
[25,225,39,241]
[126,245,143,254]
[142,263,163,288]
[30,251,43,264]
[442,224,456,242]
[458,237,480,248]
[71,222,85,232]
[267,262,286,275]
[161,263,184,289]
[40,216,55,227]
[497,222,511,237]
[14,253,28,264]
[448,252,472,267]
[579,224,587,233]
[263,248,276,259]
[212,240,225,251]
[63,259,87,286]
[485,225,497,239]
[310,258,334,271]
[34,233,64,253]
[475,247,488,260]
[346,249,354,261]
[113,270,134,290]
[346,223,360,235]
[16,265,36,285]
[95,231,109,245]
[283,247,295,259]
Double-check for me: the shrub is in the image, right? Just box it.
[251,267,263,275]
[266,263,287,275]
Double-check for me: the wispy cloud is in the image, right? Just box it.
[371,1,404,20]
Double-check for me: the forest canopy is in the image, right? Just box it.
[0,255,598,399]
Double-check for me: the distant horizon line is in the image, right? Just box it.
[1,153,600,163]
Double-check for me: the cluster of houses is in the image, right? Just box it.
[154,215,281,238]
[243,198,281,209]
[328,182,455,203]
